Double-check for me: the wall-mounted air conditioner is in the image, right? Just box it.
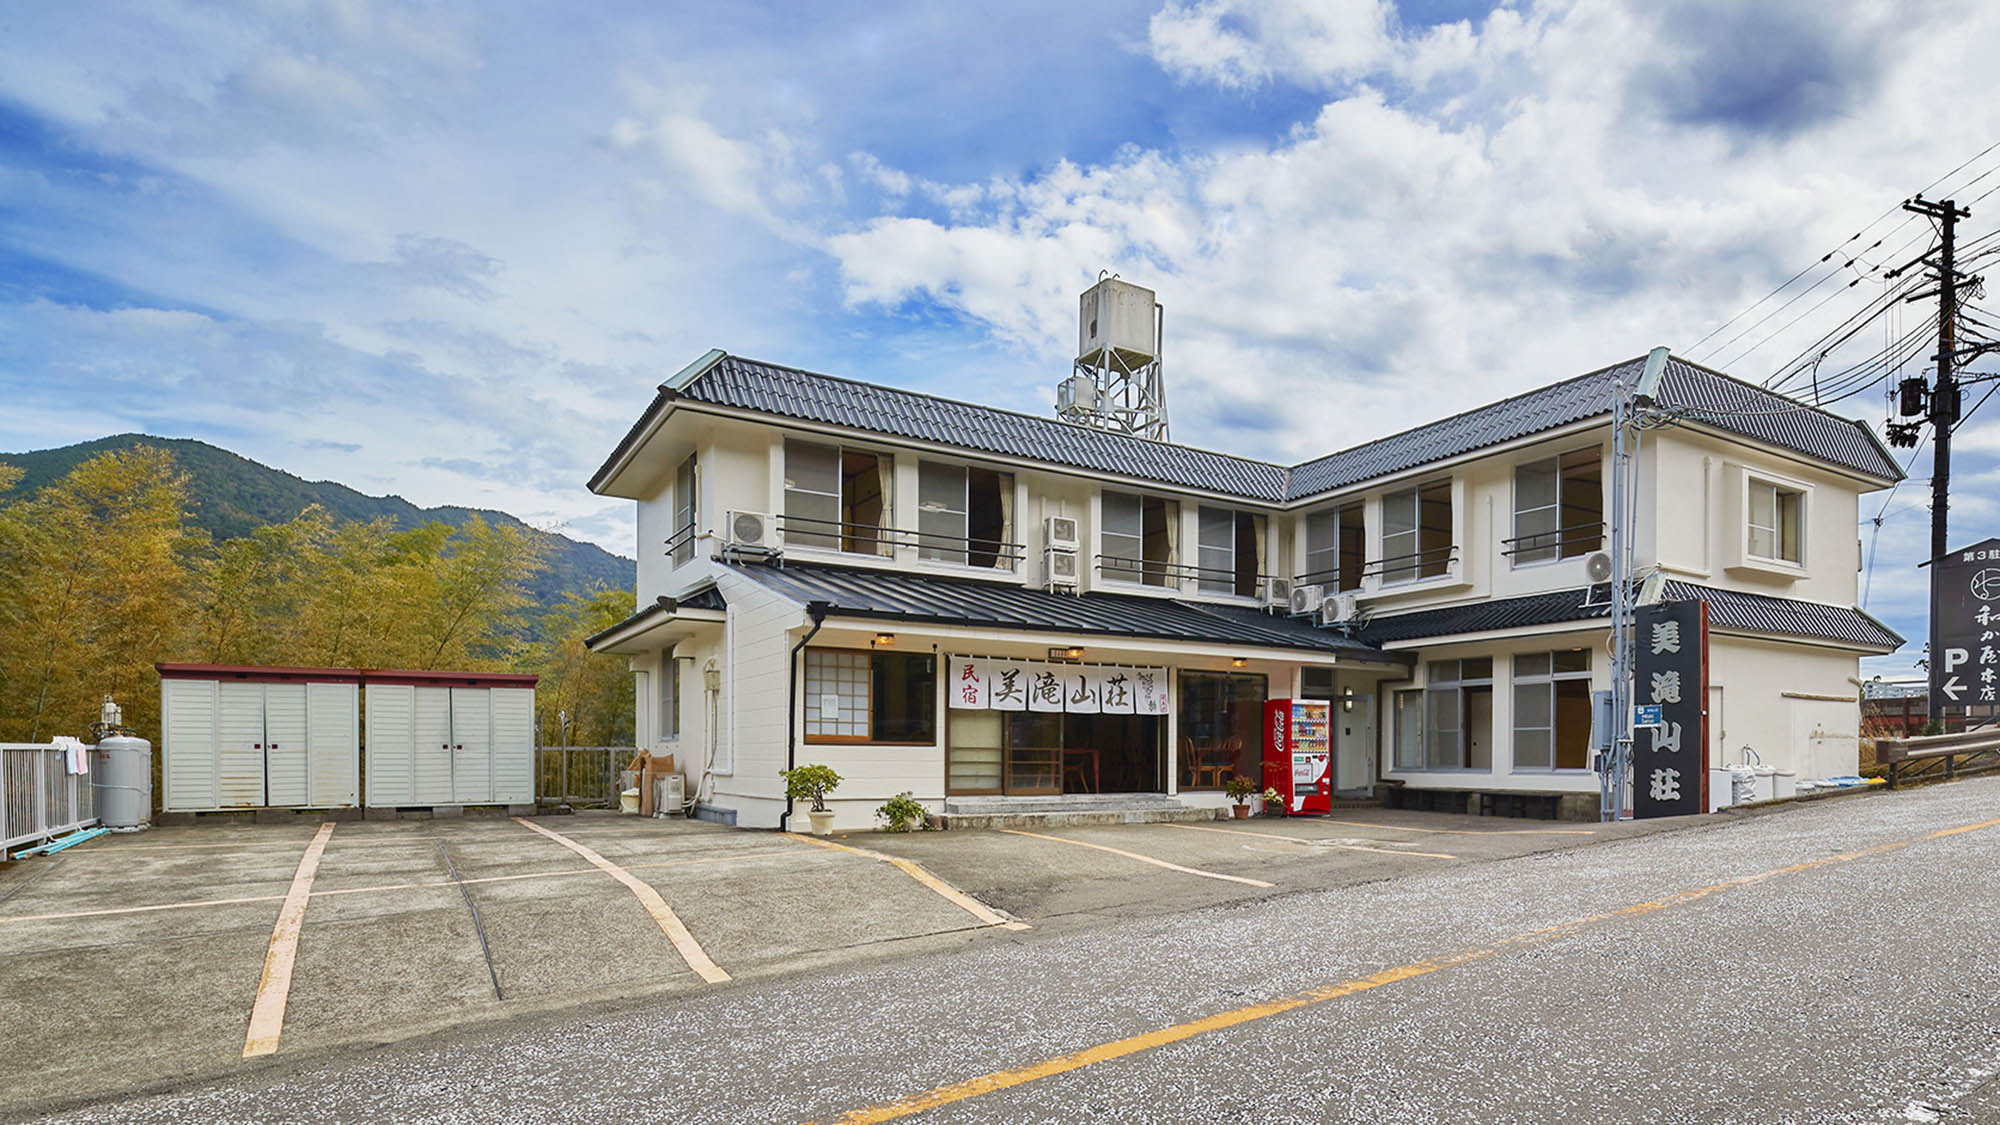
[1045,547,1080,592]
[1044,515,1080,552]
[1318,592,1362,627]
[1262,576,1291,609]
[724,511,775,554]
[1289,584,1325,616]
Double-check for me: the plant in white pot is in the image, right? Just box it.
[1224,774,1258,819]
[781,764,843,835]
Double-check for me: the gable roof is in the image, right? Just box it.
[592,351,1899,502]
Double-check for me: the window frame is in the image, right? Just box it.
[1302,502,1364,592]
[803,647,937,746]
[1100,489,1179,588]
[671,454,697,568]
[916,459,1016,570]
[782,438,893,557]
[659,653,680,743]
[1419,658,1493,771]
[1746,477,1805,565]
[1381,481,1453,585]
[1510,649,1592,772]
[1197,506,1265,597]
[1392,688,1425,771]
[1510,448,1602,568]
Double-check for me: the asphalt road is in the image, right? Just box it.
[29,778,2000,1125]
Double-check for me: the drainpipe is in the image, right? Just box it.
[780,600,833,832]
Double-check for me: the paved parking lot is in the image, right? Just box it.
[0,805,1680,1118]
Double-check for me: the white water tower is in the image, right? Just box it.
[1058,275,1169,441]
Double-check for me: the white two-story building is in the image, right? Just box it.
[586,348,1900,828]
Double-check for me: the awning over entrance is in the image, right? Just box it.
[725,561,1395,661]
[583,584,728,654]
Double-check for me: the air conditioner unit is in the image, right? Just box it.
[1318,592,1362,627]
[725,510,774,551]
[651,773,686,817]
[1584,550,1614,584]
[1262,576,1291,609]
[1044,515,1080,552]
[1289,583,1325,616]
[1044,547,1081,591]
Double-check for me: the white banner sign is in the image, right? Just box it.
[947,657,1170,715]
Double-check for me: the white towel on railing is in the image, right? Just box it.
[53,736,88,775]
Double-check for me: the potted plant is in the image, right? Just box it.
[876,791,929,833]
[780,764,843,835]
[1261,786,1285,817]
[1224,774,1258,818]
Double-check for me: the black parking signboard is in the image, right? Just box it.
[1633,599,1709,818]
[1931,536,2000,718]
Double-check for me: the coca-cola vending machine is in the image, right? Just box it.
[1263,698,1332,815]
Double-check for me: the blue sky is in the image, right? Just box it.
[2,0,1997,679]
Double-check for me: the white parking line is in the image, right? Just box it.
[242,822,334,1058]
[513,818,730,984]
[999,829,1275,888]
[785,834,1030,931]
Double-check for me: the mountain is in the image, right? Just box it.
[0,434,634,616]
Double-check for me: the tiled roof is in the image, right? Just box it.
[679,355,1291,500]
[595,351,1899,503]
[1662,581,1902,649]
[725,562,1393,659]
[582,583,727,650]
[1359,581,1900,650]
[1287,356,1899,497]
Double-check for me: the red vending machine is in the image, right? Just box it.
[1263,698,1333,815]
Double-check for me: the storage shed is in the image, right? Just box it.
[157,664,361,811]
[362,670,537,808]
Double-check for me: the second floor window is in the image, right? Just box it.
[1748,478,1803,564]
[1381,482,1452,584]
[671,454,696,567]
[1101,490,1178,587]
[1303,502,1364,591]
[1512,450,1602,566]
[784,439,892,557]
[1197,507,1266,596]
[918,461,1015,569]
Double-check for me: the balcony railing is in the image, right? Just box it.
[1360,544,1459,583]
[1292,566,1362,593]
[1094,554,1282,596]
[1501,521,1606,559]
[775,514,1024,568]
[664,523,697,563]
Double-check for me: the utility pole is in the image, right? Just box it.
[1901,195,1971,725]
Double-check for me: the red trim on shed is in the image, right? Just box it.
[154,663,364,685]
[359,669,540,688]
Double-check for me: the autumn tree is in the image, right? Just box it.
[530,588,637,748]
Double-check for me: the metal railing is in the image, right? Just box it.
[664,523,697,563]
[1877,727,2000,788]
[2,742,98,852]
[536,746,635,809]
[1293,567,1361,593]
[775,514,1024,567]
[1360,544,1459,582]
[1501,521,1606,559]
[1094,554,1282,595]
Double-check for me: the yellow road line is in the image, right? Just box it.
[513,817,730,984]
[784,834,1030,932]
[1163,822,1458,860]
[821,816,2000,1123]
[1316,817,1594,837]
[242,822,333,1058]
[0,848,825,926]
[999,829,1274,889]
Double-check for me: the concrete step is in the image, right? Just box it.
[937,795,1224,830]
[944,795,1184,814]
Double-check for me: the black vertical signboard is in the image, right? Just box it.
[1931,536,2000,724]
[1633,599,1709,818]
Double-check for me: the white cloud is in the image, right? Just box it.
[1148,0,1399,90]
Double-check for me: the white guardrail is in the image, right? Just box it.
[2,742,99,852]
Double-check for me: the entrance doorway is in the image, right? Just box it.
[947,711,1165,796]
[1332,677,1377,795]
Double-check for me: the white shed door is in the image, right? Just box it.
[263,683,309,806]
[364,684,416,807]
[307,682,359,807]
[413,687,455,804]
[217,682,268,807]
[162,679,220,811]
[488,688,534,804]
[451,688,491,803]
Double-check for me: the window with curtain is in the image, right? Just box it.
[918,461,1014,569]
[1423,658,1492,770]
[1748,478,1804,563]
[1197,507,1265,596]
[783,439,893,556]
[1382,482,1452,584]
[1512,449,1602,565]
[1512,649,1592,771]
[671,455,696,567]
[804,649,935,744]
[1102,490,1178,587]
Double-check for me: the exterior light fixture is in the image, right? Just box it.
[873,633,896,646]
[1067,646,1085,660]
[1230,658,1248,669]
[1340,687,1356,712]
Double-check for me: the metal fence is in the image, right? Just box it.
[2,742,99,852]
[535,746,636,809]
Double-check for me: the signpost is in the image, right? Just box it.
[1632,599,1709,818]
[1929,536,2000,728]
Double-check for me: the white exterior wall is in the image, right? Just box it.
[1708,636,1862,778]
